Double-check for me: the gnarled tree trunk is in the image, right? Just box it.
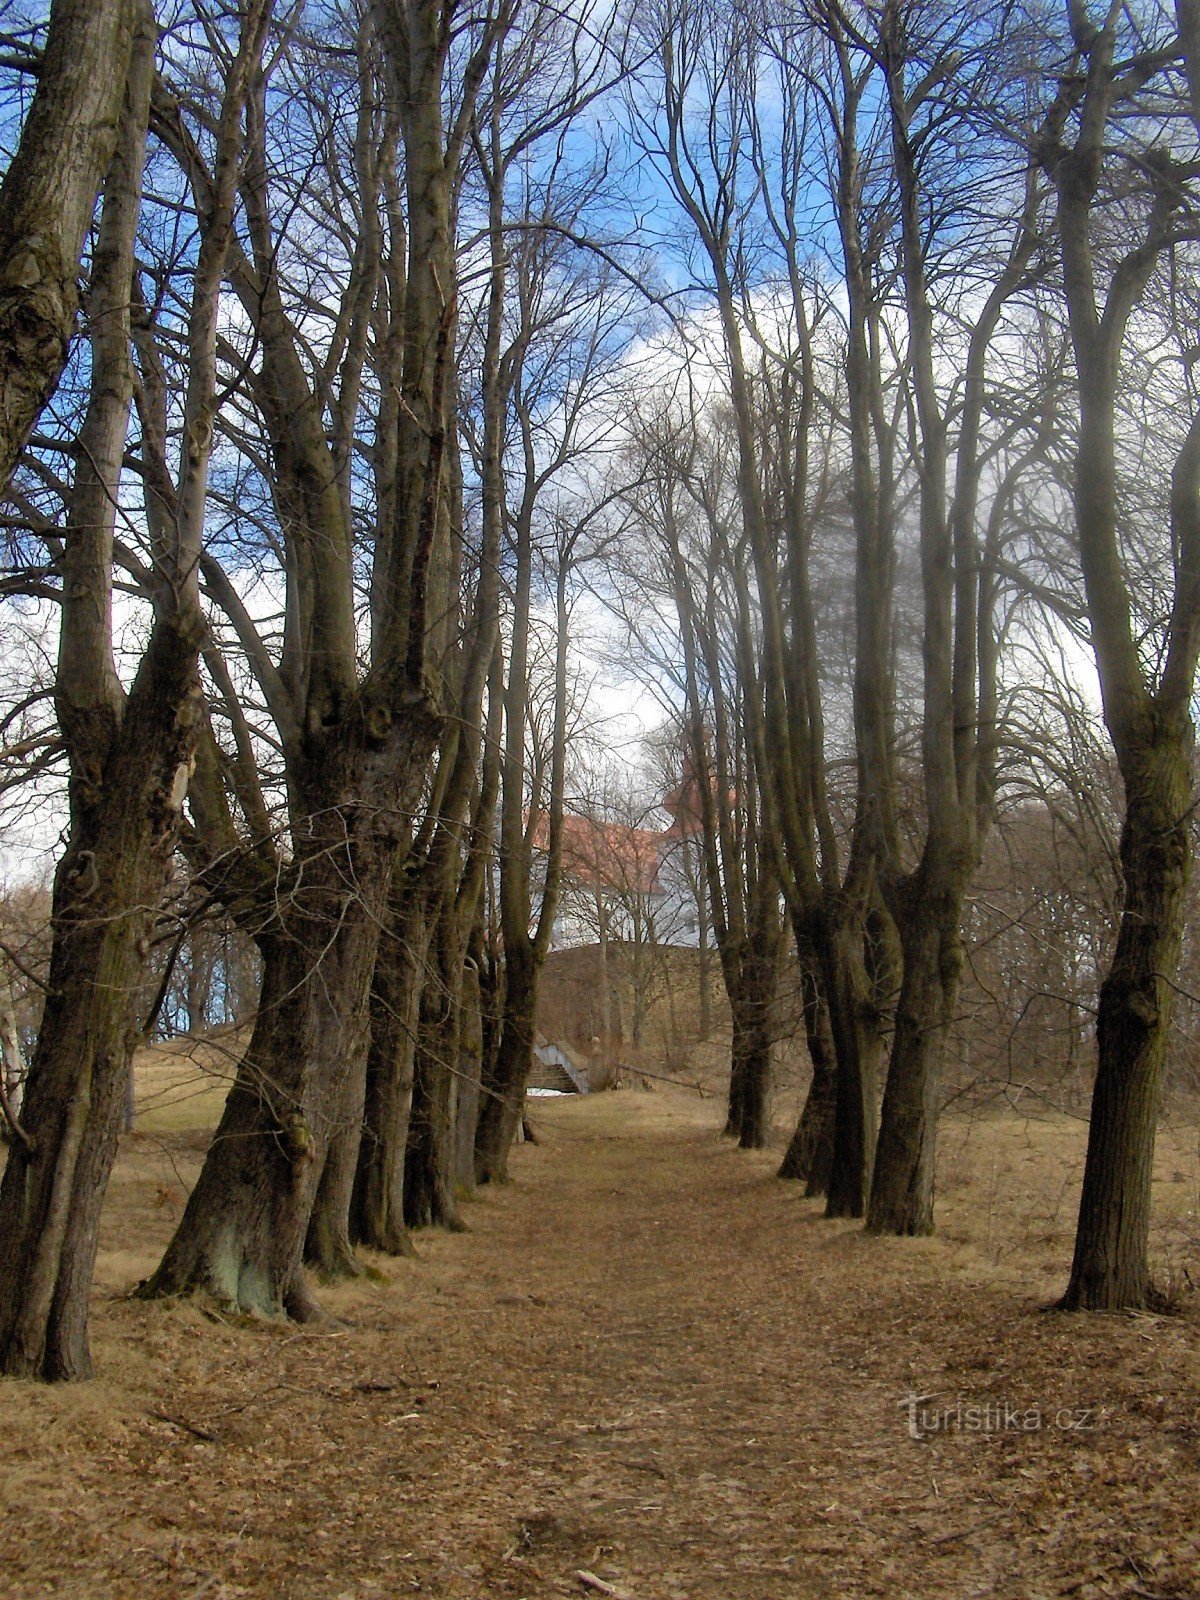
[146,719,435,1313]
[0,6,234,1380]
[0,630,203,1378]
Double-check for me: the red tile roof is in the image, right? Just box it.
[530,813,665,895]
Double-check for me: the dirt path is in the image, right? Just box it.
[3,1087,1199,1599]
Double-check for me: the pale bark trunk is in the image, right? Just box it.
[0,965,24,1125]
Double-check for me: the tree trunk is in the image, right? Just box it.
[404,929,466,1230]
[147,901,377,1315]
[0,965,24,1125]
[350,885,428,1256]
[821,916,881,1219]
[779,963,838,1193]
[734,1019,772,1150]
[0,0,137,494]
[1063,727,1192,1309]
[0,626,203,1378]
[0,14,196,1381]
[147,719,435,1314]
[474,940,536,1184]
[306,1060,369,1281]
[454,949,485,1190]
[696,846,712,1040]
[185,951,211,1035]
[725,1027,748,1141]
[867,867,965,1236]
[725,981,775,1150]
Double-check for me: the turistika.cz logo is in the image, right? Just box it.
[897,1392,1098,1440]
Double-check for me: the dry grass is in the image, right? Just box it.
[1,1053,1199,1599]
[131,1027,245,1136]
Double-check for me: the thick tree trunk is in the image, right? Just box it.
[821,916,881,1220]
[0,14,194,1380]
[725,971,776,1150]
[306,1066,369,1281]
[725,1026,747,1141]
[147,900,378,1315]
[350,887,427,1255]
[1046,3,1200,1313]
[867,867,966,1236]
[0,626,203,1378]
[1063,730,1192,1309]
[405,946,465,1230]
[732,1022,772,1150]
[461,942,502,1177]
[779,964,838,1193]
[147,718,435,1314]
[724,875,783,1149]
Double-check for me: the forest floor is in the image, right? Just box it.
[3,1066,1200,1600]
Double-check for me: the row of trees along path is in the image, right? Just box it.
[0,0,1199,1383]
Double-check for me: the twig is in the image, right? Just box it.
[150,1409,218,1442]
[576,1572,636,1600]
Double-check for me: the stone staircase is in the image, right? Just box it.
[528,1037,589,1094]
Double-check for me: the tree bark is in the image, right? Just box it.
[1063,722,1193,1308]
[0,10,211,1381]
[779,961,838,1193]
[350,883,427,1255]
[475,939,536,1184]
[725,894,782,1150]
[1042,14,1200,1306]
[146,716,436,1313]
[0,628,203,1378]
[454,944,486,1190]
[0,0,137,494]
[404,917,468,1230]
[867,865,966,1235]
[820,913,881,1219]
[0,964,23,1125]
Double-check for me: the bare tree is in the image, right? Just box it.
[473,228,637,1182]
[144,0,501,1313]
[1040,0,1200,1308]
[619,408,791,1146]
[0,0,271,1379]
